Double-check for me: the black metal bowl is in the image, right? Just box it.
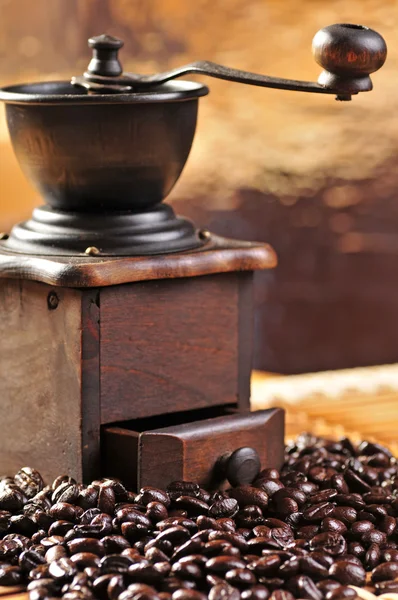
[0,80,208,212]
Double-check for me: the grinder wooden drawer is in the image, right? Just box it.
[102,408,284,491]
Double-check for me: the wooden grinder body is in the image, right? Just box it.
[0,236,284,488]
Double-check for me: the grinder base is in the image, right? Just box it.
[2,203,202,256]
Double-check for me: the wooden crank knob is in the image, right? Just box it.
[87,34,124,77]
[312,24,387,95]
[218,447,261,486]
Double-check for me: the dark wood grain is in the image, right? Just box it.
[0,280,84,481]
[0,235,276,288]
[100,274,241,423]
[102,426,140,490]
[0,281,103,483]
[81,290,101,482]
[238,272,254,411]
[102,408,285,490]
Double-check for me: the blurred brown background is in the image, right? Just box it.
[0,0,397,374]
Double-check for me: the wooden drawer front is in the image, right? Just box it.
[100,273,252,423]
[102,408,284,491]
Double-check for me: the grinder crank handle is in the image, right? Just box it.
[75,24,387,101]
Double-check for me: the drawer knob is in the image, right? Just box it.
[219,446,261,486]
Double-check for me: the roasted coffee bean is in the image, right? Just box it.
[348,520,374,539]
[255,479,284,498]
[331,475,349,495]
[269,592,294,600]
[278,556,300,578]
[78,487,99,510]
[252,526,271,538]
[309,489,337,504]
[334,494,365,511]
[256,468,280,484]
[308,468,337,487]
[145,538,174,557]
[361,529,386,546]
[202,540,239,559]
[156,526,191,546]
[136,487,171,508]
[379,515,396,535]
[48,557,77,581]
[171,561,202,582]
[52,483,79,505]
[0,488,25,512]
[255,577,284,591]
[121,522,151,544]
[296,525,319,540]
[382,548,398,562]
[371,560,398,582]
[19,549,46,572]
[364,542,381,570]
[274,497,299,518]
[70,552,100,569]
[45,544,67,563]
[321,518,347,534]
[106,574,125,600]
[347,541,365,559]
[9,514,37,536]
[209,582,241,600]
[310,553,334,570]
[14,469,44,500]
[273,488,307,507]
[67,537,105,556]
[40,535,64,548]
[48,520,74,537]
[330,507,357,525]
[328,560,366,586]
[167,482,200,500]
[146,502,169,524]
[0,564,22,585]
[309,533,347,556]
[225,567,256,587]
[235,506,264,529]
[286,574,323,600]
[296,481,319,495]
[316,579,341,596]
[364,504,388,519]
[300,556,329,580]
[209,498,239,519]
[158,517,197,533]
[100,554,136,574]
[101,535,131,554]
[116,508,152,529]
[171,590,206,600]
[174,497,209,517]
[249,555,281,577]
[97,486,115,516]
[171,539,203,562]
[207,531,247,552]
[344,470,371,494]
[229,487,269,511]
[325,585,357,599]
[49,502,78,521]
[374,580,398,595]
[241,585,270,599]
[205,556,246,574]
[303,503,335,522]
[128,562,163,585]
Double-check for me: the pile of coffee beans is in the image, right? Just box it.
[1,434,398,600]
